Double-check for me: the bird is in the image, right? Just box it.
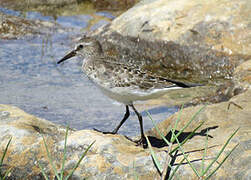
[57,36,200,148]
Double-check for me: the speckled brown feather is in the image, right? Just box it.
[83,58,180,91]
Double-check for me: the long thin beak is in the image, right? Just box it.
[57,50,77,64]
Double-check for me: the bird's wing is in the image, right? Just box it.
[92,58,192,91]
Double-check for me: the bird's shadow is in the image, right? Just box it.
[147,125,219,148]
[146,125,219,179]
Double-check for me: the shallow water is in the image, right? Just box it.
[0,5,178,136]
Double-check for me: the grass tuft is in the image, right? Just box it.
[0,138,12,180]
[143,105,239,180]
[38,126,95,180]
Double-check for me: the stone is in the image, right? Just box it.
[1,0,137,9]
[91,0,138,11]
[91,0,251,87]
[0,88,250,179]
[233,60,251,86]
[1,0,136,17]
[0,12,68,39]
[147,89,251,179]
[1,0,83,7]
[107,0,251,55]
[0,104,68,179]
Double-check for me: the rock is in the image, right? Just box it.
[0,88,250,179]
[233,60,251,86]
[142,59,251,108]
[147,89,251,180]
[0,104,68,179]
[91,0,138,11]
[107,0,251,54]
[186,59,251,105]
[1,0,136,16]
[0,12,68,39]
[1,0,82,7]
[0,104,158,179]
[1,0,137,9]
[91,0,251,87]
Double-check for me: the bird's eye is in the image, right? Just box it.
[78,44,83,49]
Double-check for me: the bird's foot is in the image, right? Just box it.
[93,128,117,135]
[134,136,148,149]
[94,128,148,149]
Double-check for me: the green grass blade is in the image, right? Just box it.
[147,112,171,146]
[0,138,12,166]
[174,135,200,177]
[203,128,239,175]
[60,126,69,180]
[38,162,49,180]
[2,167,12,180]
[65,141,95,180]
[205,143,239,180]
[42,135,60,179]
[145,136,162,172]
[0,138,12,180]
[172,106,206,142]
[170,105,184,144]
[170,121,205,154]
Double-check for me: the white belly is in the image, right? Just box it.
[97,84,181,105]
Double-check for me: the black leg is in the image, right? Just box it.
[110,105,130,134]
[94,105,130,134]
[130,104,147,148]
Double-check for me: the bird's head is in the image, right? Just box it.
[57,37,103,64]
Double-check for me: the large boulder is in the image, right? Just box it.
[91,0,251,87]
[0,88,250,179]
